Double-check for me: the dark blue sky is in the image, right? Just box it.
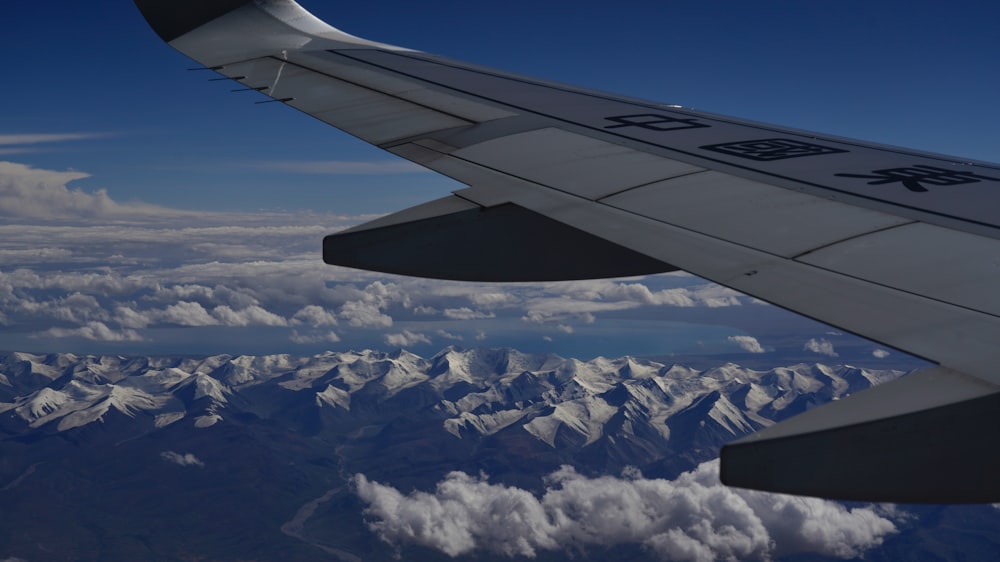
[3,0,998,214]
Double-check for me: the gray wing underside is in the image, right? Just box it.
[134,0,1000,502]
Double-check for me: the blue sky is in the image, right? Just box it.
[0,0,996,362]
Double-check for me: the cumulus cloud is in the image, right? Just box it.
[435,329,463,341]
[291,305,339,327]
[728,335,766,354]
[160,301,218,326]
[160,451,205,468]
[872,348,890,359]
[804,338,839,357]
[384,330,432,347]
[558,280,748,309]
[289,330,341,345]
[443,307,495,320]
[355,461,897,561]
[340,300,393,329]
[212,304,287,327]
[0,161,177,220]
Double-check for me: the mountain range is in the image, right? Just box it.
[0,348,996,561]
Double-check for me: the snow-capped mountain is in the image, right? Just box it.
[0,347,903,474]
[5,347,999,562]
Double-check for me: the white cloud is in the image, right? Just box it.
[289,330,341,344]
[356,461,896,561]
[435,329,463,341]
[467,291,514,306]
[35,321,143,342]
[443,307,495,320]
[559,280,747,309]
[115,306,152,329]
[160,451,205,468]
[0,161,177,220]
[521,309,598,326]
[340,300,393,329]
[728,335,766,354]
[159,301,219,326]
[290,305,339,327]
[804,338,839,357]
[0,133,107,146]
[384,330,432,347]
[872,349,890,359]
[211,304,288,327]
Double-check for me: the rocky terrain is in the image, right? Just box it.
[0,348,996,561]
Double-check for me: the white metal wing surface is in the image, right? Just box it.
[134,0,1000,502]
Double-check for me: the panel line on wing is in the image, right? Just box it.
[287,51,515,123]
[595,169,710,202]
[378,50,1000,171]
[789,221,918,261]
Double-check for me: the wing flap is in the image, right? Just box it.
[720,366,1000,502]
[323,197,675,281]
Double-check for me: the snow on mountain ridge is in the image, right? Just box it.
[0,350,907,454]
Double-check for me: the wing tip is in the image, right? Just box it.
[133,0,252,42]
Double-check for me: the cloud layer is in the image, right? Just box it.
[1,161,827,358]
[355,461,897,561]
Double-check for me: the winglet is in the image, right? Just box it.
[134,0,407,68]
[133,0,251,42]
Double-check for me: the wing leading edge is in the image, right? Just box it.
[134,0,1000,502]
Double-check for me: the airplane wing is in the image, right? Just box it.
[134,0,1000,503]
